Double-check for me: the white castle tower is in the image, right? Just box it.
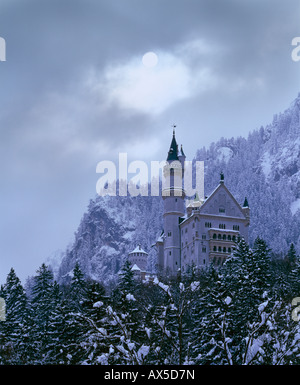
[161,129,186,275]
[156,129,250,275]
[128,244,148,271]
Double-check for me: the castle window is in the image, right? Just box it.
[223,234,226,240]
[232,235,236,242]
[219,224,226,229]
[218,246,222,252]
[228,247,231,253]
[219,207,225,213]
[205,222,212,228]
[228,235,231,241]
[201,233,205,239]
[233,225,240,231]
[168,231,172,237]
[203,259,206,264]
[202,247,206,253]
[223,247,226,252]
[169,251,171,256]
[213,233,217,239]
[218,234,222,240]
[213,246,217,251]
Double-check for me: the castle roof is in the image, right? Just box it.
[167,129,179,161]
[129,244,148,255]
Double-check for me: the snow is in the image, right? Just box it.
[129,245,148,254]
[131,264,141,271]
[217,147,233,163]
[190,281,200,292]
[153,277,171,295]
[261,151,273,178]
[290,198,300,215]
[258,300,269,315]
[145,327,151,339]
[93,301,103,308]
[126,293,136,301]
[137,345,150,360]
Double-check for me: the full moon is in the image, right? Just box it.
[142,52,158,67]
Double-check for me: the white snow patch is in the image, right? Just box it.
[138,345,150,360]
[126,293,136,301]
[190,281,200,292]
[217,147,233,163]
[261,152,273,178]
[290,199,300,215]
[93,301,103,308]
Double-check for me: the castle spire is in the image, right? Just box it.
[220,171,224,183]
[167,126,179,161]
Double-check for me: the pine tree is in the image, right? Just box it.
[79,280,109,364]
[0,269,28,364]
[30,263,56,363]
[69,262,87,312]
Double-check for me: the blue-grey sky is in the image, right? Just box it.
[0,0,300,284]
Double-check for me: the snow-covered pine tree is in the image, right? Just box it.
[0,268,28,364]
[29,263,58,363]
[79,280,110,364]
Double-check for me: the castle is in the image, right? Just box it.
[129,130,250,276]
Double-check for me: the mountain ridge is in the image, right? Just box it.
[56,93,300,285]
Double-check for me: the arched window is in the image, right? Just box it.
[218,234,222,240]
[223,247,226,252]
[223,234,226,240]
[228,235,231,241]
[213,233,217,239]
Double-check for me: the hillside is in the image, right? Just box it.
[56,93,300,285]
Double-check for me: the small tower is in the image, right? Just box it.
[162,128,186,275]
[242,197,250,226]
[128,245,148,271]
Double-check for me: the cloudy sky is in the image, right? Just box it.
[0,0,300,284]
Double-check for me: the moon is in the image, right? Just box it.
[142,52,158,68]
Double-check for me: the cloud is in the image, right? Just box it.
[97,41,218,115]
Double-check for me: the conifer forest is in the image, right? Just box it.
[1,238,299,365]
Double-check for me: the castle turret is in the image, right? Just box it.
[162,129,185,275]
[242,197,250,227]
[128,244,148,271]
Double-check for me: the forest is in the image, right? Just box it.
[0,237,299,365]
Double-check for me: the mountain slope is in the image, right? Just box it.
[57,93,300,285]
